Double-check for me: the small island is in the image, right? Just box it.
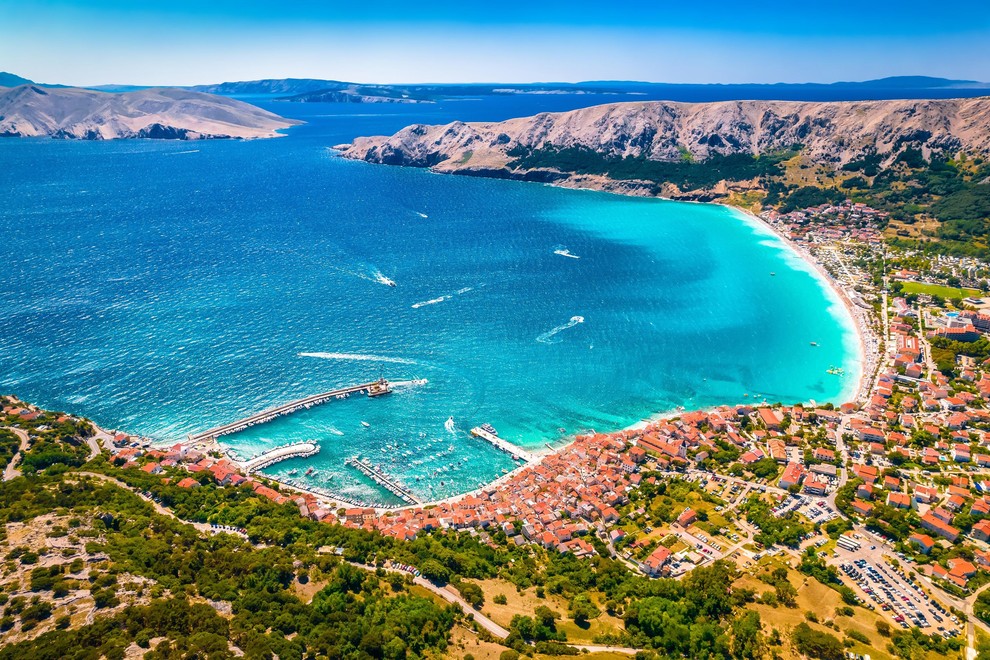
[0,85,302,140]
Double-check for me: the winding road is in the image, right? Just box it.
[2,427,30,481]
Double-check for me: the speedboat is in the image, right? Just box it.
[361,421,371,428]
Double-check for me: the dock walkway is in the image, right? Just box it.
[346,457,422,505]
[188,379,390,444]
[470,427,534,463]
[243,442,320,472]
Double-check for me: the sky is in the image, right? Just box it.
[1,0,989,86]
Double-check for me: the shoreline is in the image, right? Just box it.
[721,204,875,405]
[21,176,879,514]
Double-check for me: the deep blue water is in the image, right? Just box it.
[0,94,860,504]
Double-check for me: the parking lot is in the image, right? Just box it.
[835,544,960,638]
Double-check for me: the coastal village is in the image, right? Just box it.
[8,197,990,655]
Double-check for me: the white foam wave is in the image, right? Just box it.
[553,248,581,259]
[536,315,585,344]
[412,296,450,309]
[416,212,429,218]
[298,352,416,365]
[444,416,456,434]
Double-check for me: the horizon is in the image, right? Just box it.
[4,71,989,90]
[2,1,989,87]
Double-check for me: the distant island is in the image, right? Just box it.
[339,96,990,255]
[0,85,301,140]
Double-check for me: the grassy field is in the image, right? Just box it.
[900,281,982,299]
[469,578,624,644]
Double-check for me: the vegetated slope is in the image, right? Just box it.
[339,97,990,253]
[0,85,302,139]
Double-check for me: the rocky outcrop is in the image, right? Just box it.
[338,97,990,195]
[0,85,302,140]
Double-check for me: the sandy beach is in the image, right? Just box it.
[722,204,879,405]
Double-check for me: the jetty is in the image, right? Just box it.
[345,457,422,505]
[470,426,534,463]
[187,378,391,444]
[243,441,320,472]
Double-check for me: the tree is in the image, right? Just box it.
[457,581,484,609]
[568,594,601,626]
[792,622,844,660]
[731,611,766,660]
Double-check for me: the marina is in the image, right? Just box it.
[470,425,535,463]
[243,441,320,472]
[345,456,422,505]
[187,378,391,445]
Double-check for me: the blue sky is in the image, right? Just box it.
[2,0,988,85]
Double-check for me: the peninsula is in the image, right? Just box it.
[0,85,301,140]
[338,97,990,253]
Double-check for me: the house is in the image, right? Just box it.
[140,462,162,475]
[803,478,828,496]
[676,507,698,527]
[176,477,199,488]
[758,408,783,430]
[908,533,935,555]
[920,513,961,542]
[851,499,874,517]
[813,447,835,462]
[642,546,671,576]
[886,492,911,509]
[972,519,990,542]
[779,462,806,489]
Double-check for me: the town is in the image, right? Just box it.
[7,198,990,658]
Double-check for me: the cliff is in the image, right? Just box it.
[0,85,302,140]
[337,97,990,198]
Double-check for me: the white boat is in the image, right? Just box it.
[361,421,371,428]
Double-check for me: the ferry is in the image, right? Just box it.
[480,423,498,436]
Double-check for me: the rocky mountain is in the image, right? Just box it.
[189,78,346,96]
[0,71,34,87]
[338,97,990,197]
[0,85,301,140]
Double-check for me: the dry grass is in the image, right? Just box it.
[469,578,624,643]
[743,567,904,660]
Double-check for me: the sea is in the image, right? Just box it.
[0,91,864,505]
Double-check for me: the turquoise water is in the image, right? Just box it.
[0,99,860,504]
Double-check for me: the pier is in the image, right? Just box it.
[243,441,320,472]
[188,378,391,444]
[470,427,534,463]
[345,457,422,505]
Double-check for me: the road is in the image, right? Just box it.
[2,427,30,481]
[965,581,990,660]
[72,471,245,539]
[347,561,511,639]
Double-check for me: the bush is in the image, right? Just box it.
[792,622,844,660]
[494,593,507,605]
[846,629,870,644]
[499,650,520,660]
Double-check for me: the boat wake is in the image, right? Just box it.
[553,248,581,259]
[416,211,428,218]
[444,416,456,434]
[412,295,450,309]
[371,270,396,287]
[390,378,429,388]
[536,316,585,344]
[298,352,416,365]
[412,286,474,309]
